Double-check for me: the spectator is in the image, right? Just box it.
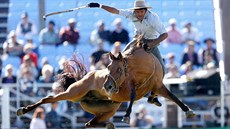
[29,107,47,129]
[181,40,200,68]
[18,55,38,96]
[45,102,61,129]
[212,101,229,127]
[39,20,60,46]
[37,64,54,96]
[55,57,67,75]
[180,61,193,76]
[165,64,180,79]
[90,20,111,46]
[22,43,38,68]
[16,12,37,40]
[166,18,182,44]
[59,18,80,48]
[89,42,109,71]
[95,53,110,70]
[25,37,39,55]
[130,104,154,128]
[181,21,199,44]
[165,53,179,73]
[18,54,38,78]
[2,64,17,83]
[202,53,216,70]
[111,41,122,57]
[198,38,219,68]
[37,57,49,79]
[38,64,54,83]
[110,18,129,44]
[3,30,24,57]
[49,82,68,115]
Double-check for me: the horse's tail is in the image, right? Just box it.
[55,54,88,91]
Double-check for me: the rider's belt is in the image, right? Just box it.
[143,39,154,44]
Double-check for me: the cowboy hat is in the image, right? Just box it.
[204,38,215,43]
[129,0,152,10]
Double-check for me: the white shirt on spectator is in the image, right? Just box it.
[181,27,199,43]
[29,118,47,129]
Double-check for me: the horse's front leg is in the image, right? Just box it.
[17,92,70,116]
[121,82,135,124]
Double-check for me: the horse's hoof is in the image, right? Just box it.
[85,122,92,127]
[121,116,130,124]
[16,107,25,116]
[148,97,162,107]
[105,123,115,129]
[186,110,196,118]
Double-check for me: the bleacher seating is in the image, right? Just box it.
[4,0,216,128]
[2,55,21,68]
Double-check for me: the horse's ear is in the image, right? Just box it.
[109,52,115,60]
[117,52,123,61]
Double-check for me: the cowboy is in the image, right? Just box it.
[88,0,167,107]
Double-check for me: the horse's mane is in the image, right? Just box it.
[124,34,144,55]
[135,34,145,47]
[55,54,88,90]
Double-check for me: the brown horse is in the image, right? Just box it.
[103,35,195,123]
[16,36,195,129]
[16,56,130,129]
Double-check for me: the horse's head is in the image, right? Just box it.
[103,52,128,94]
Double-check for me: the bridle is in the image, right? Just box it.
[107,58,128,88]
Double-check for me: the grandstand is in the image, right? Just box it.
[1,0,229,129]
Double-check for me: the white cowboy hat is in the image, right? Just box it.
[129,0,152,10]
[68,18,76,24]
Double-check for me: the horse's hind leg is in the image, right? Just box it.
[156,84,195,117]
[17,92,71,116]
[82,101,120,129]
[147,91,162,107]
[85,111,117,129]
[85,115,115,129]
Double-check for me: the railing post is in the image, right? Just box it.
[1,84,10,129]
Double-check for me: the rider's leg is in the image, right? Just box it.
[150,46,165,75]
[147,46,165,107]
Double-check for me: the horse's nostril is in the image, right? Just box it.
[108,85,113,90]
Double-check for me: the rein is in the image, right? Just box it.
[136,57,156,89]
[107,58,128,88]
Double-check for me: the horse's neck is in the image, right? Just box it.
[123,46,141,56]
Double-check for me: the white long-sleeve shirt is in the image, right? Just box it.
[118,9,166,39]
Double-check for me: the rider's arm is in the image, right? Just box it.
[101,5,119,14]
[147,33,168,49]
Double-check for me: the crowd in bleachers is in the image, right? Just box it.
[0,0,220,128]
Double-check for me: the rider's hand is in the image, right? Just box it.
[88,3,100,8]
[142,43,151,52]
